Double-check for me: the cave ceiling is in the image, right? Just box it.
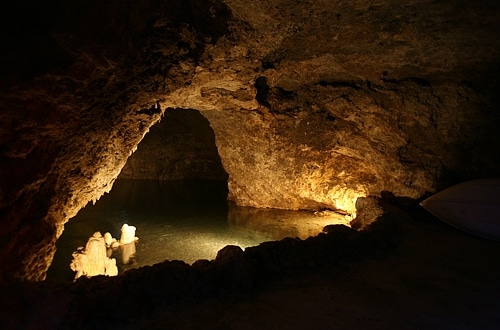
[0,0,499,281]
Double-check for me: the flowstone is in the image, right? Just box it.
[70,232,118,280]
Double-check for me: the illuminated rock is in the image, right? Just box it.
[0,0,499,283]
[110,241,121,249]
[105,258,118,277]
[103,232,116,248]
[70,232,118,280]
[120,224,138,245]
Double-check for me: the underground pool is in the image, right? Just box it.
[47,179,348,281]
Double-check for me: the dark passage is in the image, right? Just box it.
[119,108,228,181]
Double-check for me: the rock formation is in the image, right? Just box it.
[119,224,138,245]
[70,232,118,280]
[70,225,138,279]
[0,0,499,282]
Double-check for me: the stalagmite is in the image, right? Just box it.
[104,232,114,247]
[70,232,118,280]
[120,224,138,245]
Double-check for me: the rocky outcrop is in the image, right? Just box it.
[0,0,499,282]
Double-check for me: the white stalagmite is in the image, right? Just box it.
[70,232,118,280]
[70,226,139,279]
[104,232,114,247]
[120,224,138,244]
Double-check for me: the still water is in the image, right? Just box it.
[47,179,347,282]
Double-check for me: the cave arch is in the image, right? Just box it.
[119,108,228,182]
[46,108,230,281]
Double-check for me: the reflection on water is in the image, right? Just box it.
[47,179,348,282]
[228,206,349,240]
[120,242,136,264]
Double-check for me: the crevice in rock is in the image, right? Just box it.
[380,76,432,87]
[254,76,271,107]
[318,80,363,90]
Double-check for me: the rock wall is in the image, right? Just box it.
[0,0,235,282]
[0,0,499,282]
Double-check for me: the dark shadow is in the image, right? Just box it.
[119,108,228,181]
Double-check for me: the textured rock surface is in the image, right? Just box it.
[0,0,499,282]
[0,0,235,282]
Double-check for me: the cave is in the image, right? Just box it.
[1,0,500,328]
[118,107,229,182]
[46,107,233,281]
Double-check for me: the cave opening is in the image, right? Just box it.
[119,108,229,182]
[48,108,231,281]
[47,108,346,282]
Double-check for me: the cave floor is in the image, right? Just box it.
[132,205,500,330]
[2,202,499,330]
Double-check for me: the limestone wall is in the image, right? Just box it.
[0,0,499,282]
